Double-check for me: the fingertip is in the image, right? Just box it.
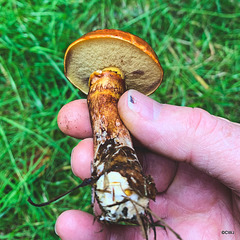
[55,209,167,240]
[118,90,164,151]
[57,99,92,139]
[71,138,93,179]
[55,210,105,240]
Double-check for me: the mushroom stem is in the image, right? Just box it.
[88,68,132,155]
[87,68,157,223]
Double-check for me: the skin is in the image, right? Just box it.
[55,90,240,240]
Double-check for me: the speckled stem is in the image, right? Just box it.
[87,70,132,157]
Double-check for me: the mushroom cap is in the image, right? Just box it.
[64,29,163,95]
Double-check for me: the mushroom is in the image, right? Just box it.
[64,29,164,238]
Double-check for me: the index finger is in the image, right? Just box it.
[57,99,92,139]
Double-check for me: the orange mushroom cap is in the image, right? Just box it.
[64,29,163,95]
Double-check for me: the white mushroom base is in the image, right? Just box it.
[96,171,149,222]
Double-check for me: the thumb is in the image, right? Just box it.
[118,90,240,194]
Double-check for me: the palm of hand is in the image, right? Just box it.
[154,164,234,239]
[122,152,236,240]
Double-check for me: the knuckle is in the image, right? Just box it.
[185,108,219,163]
[187,107,218,138]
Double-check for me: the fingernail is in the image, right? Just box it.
[127,90,161,121]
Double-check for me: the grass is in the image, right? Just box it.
[1,0,240,239]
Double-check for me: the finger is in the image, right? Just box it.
[55,210,165,240]
[55,210,106,240]
[118,90,240,193]
[71,138,93,180]
[57,99,92,139]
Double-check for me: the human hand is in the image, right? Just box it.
[55,90,240,240]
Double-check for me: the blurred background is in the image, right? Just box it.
[1,0,240,239]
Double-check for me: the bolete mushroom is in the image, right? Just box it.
[64,29,163,237]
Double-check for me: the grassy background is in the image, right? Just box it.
[1,0,240,239]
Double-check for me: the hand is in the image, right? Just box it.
[55,90,240,240]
